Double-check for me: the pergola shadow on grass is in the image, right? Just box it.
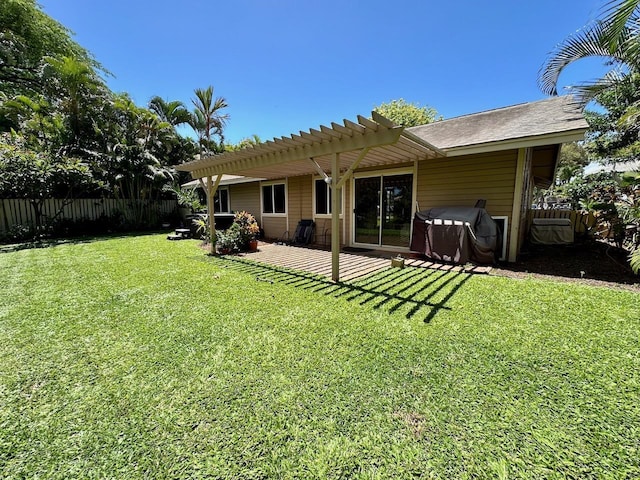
[219,256,471,323]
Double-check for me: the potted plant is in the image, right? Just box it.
[234,211,260,251]
[216,224,240,254]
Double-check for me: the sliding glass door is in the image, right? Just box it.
[354,173,413,248]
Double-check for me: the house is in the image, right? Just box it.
[177,96,588,280]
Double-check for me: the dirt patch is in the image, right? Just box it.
[492,241,640,292]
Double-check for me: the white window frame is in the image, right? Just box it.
[213,186,230,213]
[312,177,343,218]
[260,180,287,217]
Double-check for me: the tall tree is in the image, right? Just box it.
[584,73,640,162]
[0,0,99,97]
[95,94,178,224]
[224,134,262,152]
[44,56,107,148]
[148,96,191,128]
[556,142,590,184]
[0,132,95,233]
[189,85,228,154]
[2,94,64,150]
[372,99,441,127]
[539,0,640,273]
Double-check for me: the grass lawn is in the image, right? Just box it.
[1,234,639,479]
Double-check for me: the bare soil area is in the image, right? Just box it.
[492,240,640,292]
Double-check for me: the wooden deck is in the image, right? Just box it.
[235,243,491,281]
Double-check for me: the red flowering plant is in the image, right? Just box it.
[233,211,260,250]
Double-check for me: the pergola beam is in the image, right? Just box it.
[308,157,329,180]
[336,147,370,190]
[371,111,447,157]
[190,127,403,179]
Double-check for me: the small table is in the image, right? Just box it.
[175,228,192,239]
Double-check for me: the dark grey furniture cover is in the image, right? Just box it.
[410,207,500,264]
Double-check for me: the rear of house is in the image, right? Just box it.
[181,96,588,262]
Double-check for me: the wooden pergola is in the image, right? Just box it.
[177,112,445,281]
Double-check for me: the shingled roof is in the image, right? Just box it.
[408,96,588,154]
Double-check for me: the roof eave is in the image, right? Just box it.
[440,128,589,157]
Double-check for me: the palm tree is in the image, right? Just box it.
[148,96,191,128]
[45,56,105,146]
[538,0,640,104]
[539,1,640,273]
[189,85,228,154]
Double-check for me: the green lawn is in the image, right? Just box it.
[1,234,638,479]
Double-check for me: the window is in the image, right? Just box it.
[262,182,286,214]
[213,187,230,213]
[314,178,342,216]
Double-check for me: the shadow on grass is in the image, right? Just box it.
[0,230,172,254]
[219,256,471,323]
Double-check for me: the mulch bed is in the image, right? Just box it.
[492,240,640,292]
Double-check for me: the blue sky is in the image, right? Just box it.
[40,0,609,144]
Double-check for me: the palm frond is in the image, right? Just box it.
[539,21,623,96]
[566,70,628,105]
[600,0,640,52]
[630,247,640,274]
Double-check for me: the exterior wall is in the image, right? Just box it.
[223,149,528,257]
[261,216,288,240]
[287,175,313,229]
[416,149,518,253]
[229,182,260,217]
[229,181,291,237]
[416,150,518,217]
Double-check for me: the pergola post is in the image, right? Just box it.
[331,153,341,282]
[200,175,222,255]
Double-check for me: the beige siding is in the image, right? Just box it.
[287,175,313,228]
[416,150,518,218]
[261,216,287,240]
[416,150,518,255]
[229,182,260,217]
[224,150,523,256]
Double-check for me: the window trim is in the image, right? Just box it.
[260,180,288,217]
[312,176,343,218]
[213,186,230,213]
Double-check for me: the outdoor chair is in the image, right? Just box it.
[291,219,315,246]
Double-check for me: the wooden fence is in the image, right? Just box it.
[527,208,597,234]
[0,198,178,234]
